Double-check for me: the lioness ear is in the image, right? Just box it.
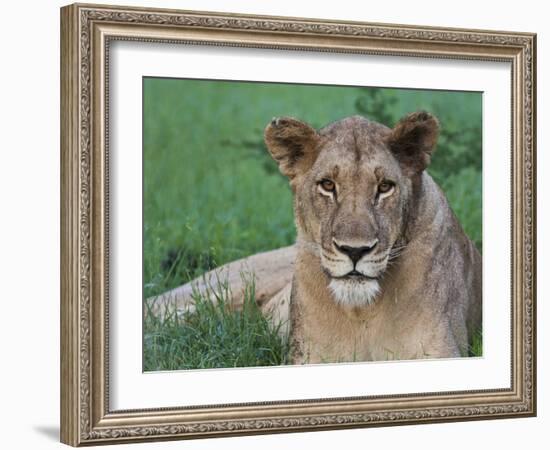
[387,111,439,176]
[264,117,320,179]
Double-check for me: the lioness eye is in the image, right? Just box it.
[378,181,394,194]
[320,179,336,192]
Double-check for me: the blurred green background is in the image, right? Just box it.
[144,78,482,299]
[143,78,482,370]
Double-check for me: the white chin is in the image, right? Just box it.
[328,279,380,307]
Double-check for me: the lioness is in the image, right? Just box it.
[263,112,481,363]
[150,112,481,364]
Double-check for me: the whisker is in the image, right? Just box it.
[389,245,408,253]
[388,251,403,260]
[388,242,409,261]
[391,244,408,250]
[322,253,347,263]
[322,246,340,257]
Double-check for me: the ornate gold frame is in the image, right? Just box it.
[60,2,536,446]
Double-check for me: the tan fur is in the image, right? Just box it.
[147,246,295,319]
[264,113,482,363]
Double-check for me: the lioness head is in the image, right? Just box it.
[264,112,439,307]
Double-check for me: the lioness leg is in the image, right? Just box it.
[260,282,292,337]
[146,245,295,322]
[411,319,463,359]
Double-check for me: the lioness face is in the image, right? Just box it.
[265,113,439,307]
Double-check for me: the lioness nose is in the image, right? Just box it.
[334,240,378,265]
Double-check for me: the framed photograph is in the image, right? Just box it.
[60,3,536,446]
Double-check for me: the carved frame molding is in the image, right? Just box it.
[60,3,536,446]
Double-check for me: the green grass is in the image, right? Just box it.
[144,278,289,370]
[143,79,483,370]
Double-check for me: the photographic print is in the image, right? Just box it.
[61,4,535,445]
[144,79,482,370]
